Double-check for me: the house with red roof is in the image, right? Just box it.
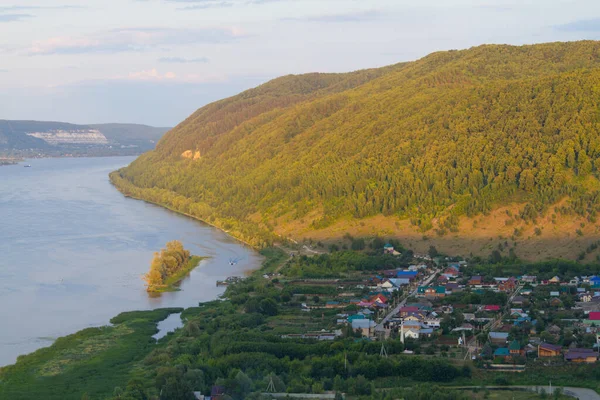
[370,294,388,305]
[483,305,501,312]
[442,267,460,279]
[499,277,518,292]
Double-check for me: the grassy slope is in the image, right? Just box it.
[114,41,600,260]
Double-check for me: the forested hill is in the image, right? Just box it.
[113,41,600,260]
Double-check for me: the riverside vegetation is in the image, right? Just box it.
[1,243,599,400]
[143,241,202,292]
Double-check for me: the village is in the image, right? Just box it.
[275,243,600,371]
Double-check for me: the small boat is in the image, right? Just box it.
[24,164,31,168]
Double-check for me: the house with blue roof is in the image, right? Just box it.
[494,347,510,359]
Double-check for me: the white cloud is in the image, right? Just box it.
[115,68,227,83]
[25,27,246,55]
[127,68,177,81]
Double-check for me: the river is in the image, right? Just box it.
[0,156,263,366]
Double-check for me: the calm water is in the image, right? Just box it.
[0,157,263,366]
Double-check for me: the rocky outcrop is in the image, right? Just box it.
[27,130,109,145]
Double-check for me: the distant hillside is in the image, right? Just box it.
[112,41,600,260]
[0,120,170,153]
[89,123,170,148]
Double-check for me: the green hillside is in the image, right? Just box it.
[112,41,600,256]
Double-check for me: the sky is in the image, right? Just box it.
[1,0,600,126]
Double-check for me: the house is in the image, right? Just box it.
[211,385,226,400]
[512,296,527,306]
[550,291,560,297]
[193,392,206,400]
[521,275,537,284]
[442,267,460,279]
[569,277,581,286]
[347,314,366,323]
[580,293,593,303]
[565,348,598,363]
[469,276,483,286]
[538,343,562,357]
[370,294,389,305]
[547,325,562,335]
[463,313,476,321]
[399,321,434,341]
[424,286,446,298]
[589,276,600,286]
[493,347,511,359]
[423,317,441,328]
[389,278,410,287]
[400,320,422,340]
[352,319,376,337]
[483,305,501,312]
[489,332,509,345]
[399,306,420,317]
[381,279,396,290]
[589,312,600,320]
[437,275,449,284]
[452,323,475,333]
[499,277,518,292]
[509,340,524,356]
[549,276,561,284]
[396,271,419,280]
[326,301,342,309]
[445,282,461,294]
[383,243,395,254]
[550,298,563,307]
[404,314,425,323]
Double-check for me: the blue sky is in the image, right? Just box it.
[0,0,600,126]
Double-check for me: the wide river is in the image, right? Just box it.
[0,156,263,366]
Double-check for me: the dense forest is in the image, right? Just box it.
[113,41,600,250]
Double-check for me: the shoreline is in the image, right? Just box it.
[109,172,262,250]
[0,247,279,371]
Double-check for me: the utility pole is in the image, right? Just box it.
[380,342,388,358]
[266,376,276,393]
[344,352,348,372]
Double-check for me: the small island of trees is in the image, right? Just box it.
[143,240,202,292]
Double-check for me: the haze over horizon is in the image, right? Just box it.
[1,0,600,126]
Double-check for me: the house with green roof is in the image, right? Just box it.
[509,340,524,356]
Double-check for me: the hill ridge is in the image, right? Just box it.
[113,41,600,260]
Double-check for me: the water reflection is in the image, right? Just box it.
[0,157,263,366]
[152,313,183,341]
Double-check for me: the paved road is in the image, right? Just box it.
[452,386,600,400]
[375,268,439,332]
[463,283,525,358]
